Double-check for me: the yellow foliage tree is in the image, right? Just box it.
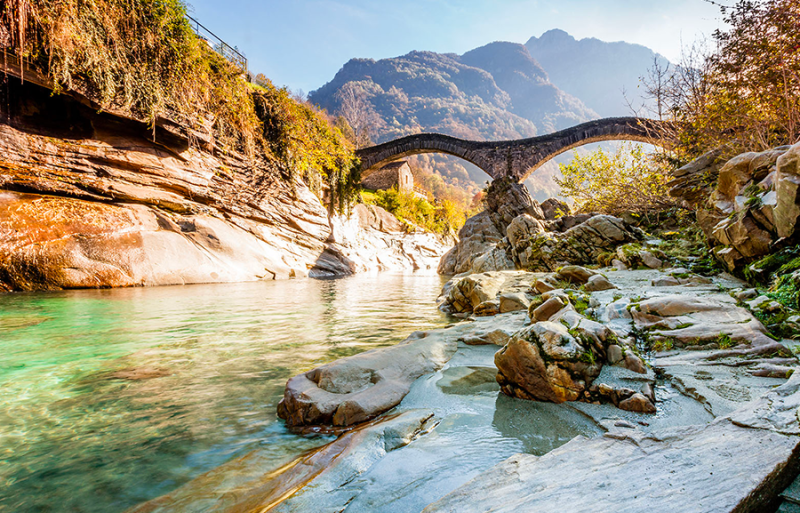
[555,143,682,217]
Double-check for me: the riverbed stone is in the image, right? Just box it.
[618,392,656,413]
[556,265,595,284]
[585,274,615,291]
[632,294,784,351]
[499,292,531,313]
[531,296,568,321]
[607,345,623,364]
[277,330,457,427]
[639,250,663,269]
[495,322,588,403]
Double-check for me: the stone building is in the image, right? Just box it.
[361,161,414,193]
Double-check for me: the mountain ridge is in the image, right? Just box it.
[309,29,668,201]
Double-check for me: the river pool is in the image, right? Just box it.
[0,274,452,512]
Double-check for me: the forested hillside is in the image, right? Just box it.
[310,33,665,202]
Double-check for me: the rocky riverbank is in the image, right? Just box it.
[124,140,800,512]
[130,264,800,512]
[0,81,449,291]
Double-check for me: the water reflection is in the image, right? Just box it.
[0,274,450,512]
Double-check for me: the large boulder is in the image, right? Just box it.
[671,143,800,272]
[775,142,800,239]
[470,247,517,273]
[506,214,547,268]
[495,321,595,403]
[522,215,642,272]
[437,211,503,275]
[668,146,728,206]
[442,271,538,314]
[494,312,652,412]
[277,330,457,427]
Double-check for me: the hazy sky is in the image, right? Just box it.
[185,0,726,93]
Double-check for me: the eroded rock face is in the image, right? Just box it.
[0,81,449,290]
[323,204,451,276]
[667,146,728,205]
[775,143,800,239]
[670,142,800,271]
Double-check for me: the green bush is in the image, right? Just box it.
[556,143,685,218]
[363,187,462,235]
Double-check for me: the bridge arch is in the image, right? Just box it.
[356,117,675,183]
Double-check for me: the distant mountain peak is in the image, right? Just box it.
[525,28,670,117]
[461,41,549,82]
[535,28,573,41]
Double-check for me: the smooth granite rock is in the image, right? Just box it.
[277,331,457,427]
[424,374,800,513]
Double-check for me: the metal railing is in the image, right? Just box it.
[187,15,248,74]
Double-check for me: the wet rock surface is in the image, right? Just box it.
[127,410,437,513]
[426,406,800,513]
[133,263,798,512]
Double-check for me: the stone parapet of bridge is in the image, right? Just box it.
[356,117,675,183]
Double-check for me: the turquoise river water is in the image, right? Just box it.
[0,274,452,512]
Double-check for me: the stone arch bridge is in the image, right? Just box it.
[356,117,675,183]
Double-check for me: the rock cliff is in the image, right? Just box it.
[0,81,449,291]
[669,142,800,271]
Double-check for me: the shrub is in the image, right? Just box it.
[364,187,463,235]
[253,80,359,210]
[555,143,684,217]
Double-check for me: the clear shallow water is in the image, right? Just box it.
[0,274,451,513]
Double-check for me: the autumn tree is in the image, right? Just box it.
[335,82,381,149]
[555,143,682,217]
[643,0,800,157]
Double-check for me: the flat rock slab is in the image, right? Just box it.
[657,356,789,417]
[425,420,799,513]
[425,374,800,513]
[128,410,436,513]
